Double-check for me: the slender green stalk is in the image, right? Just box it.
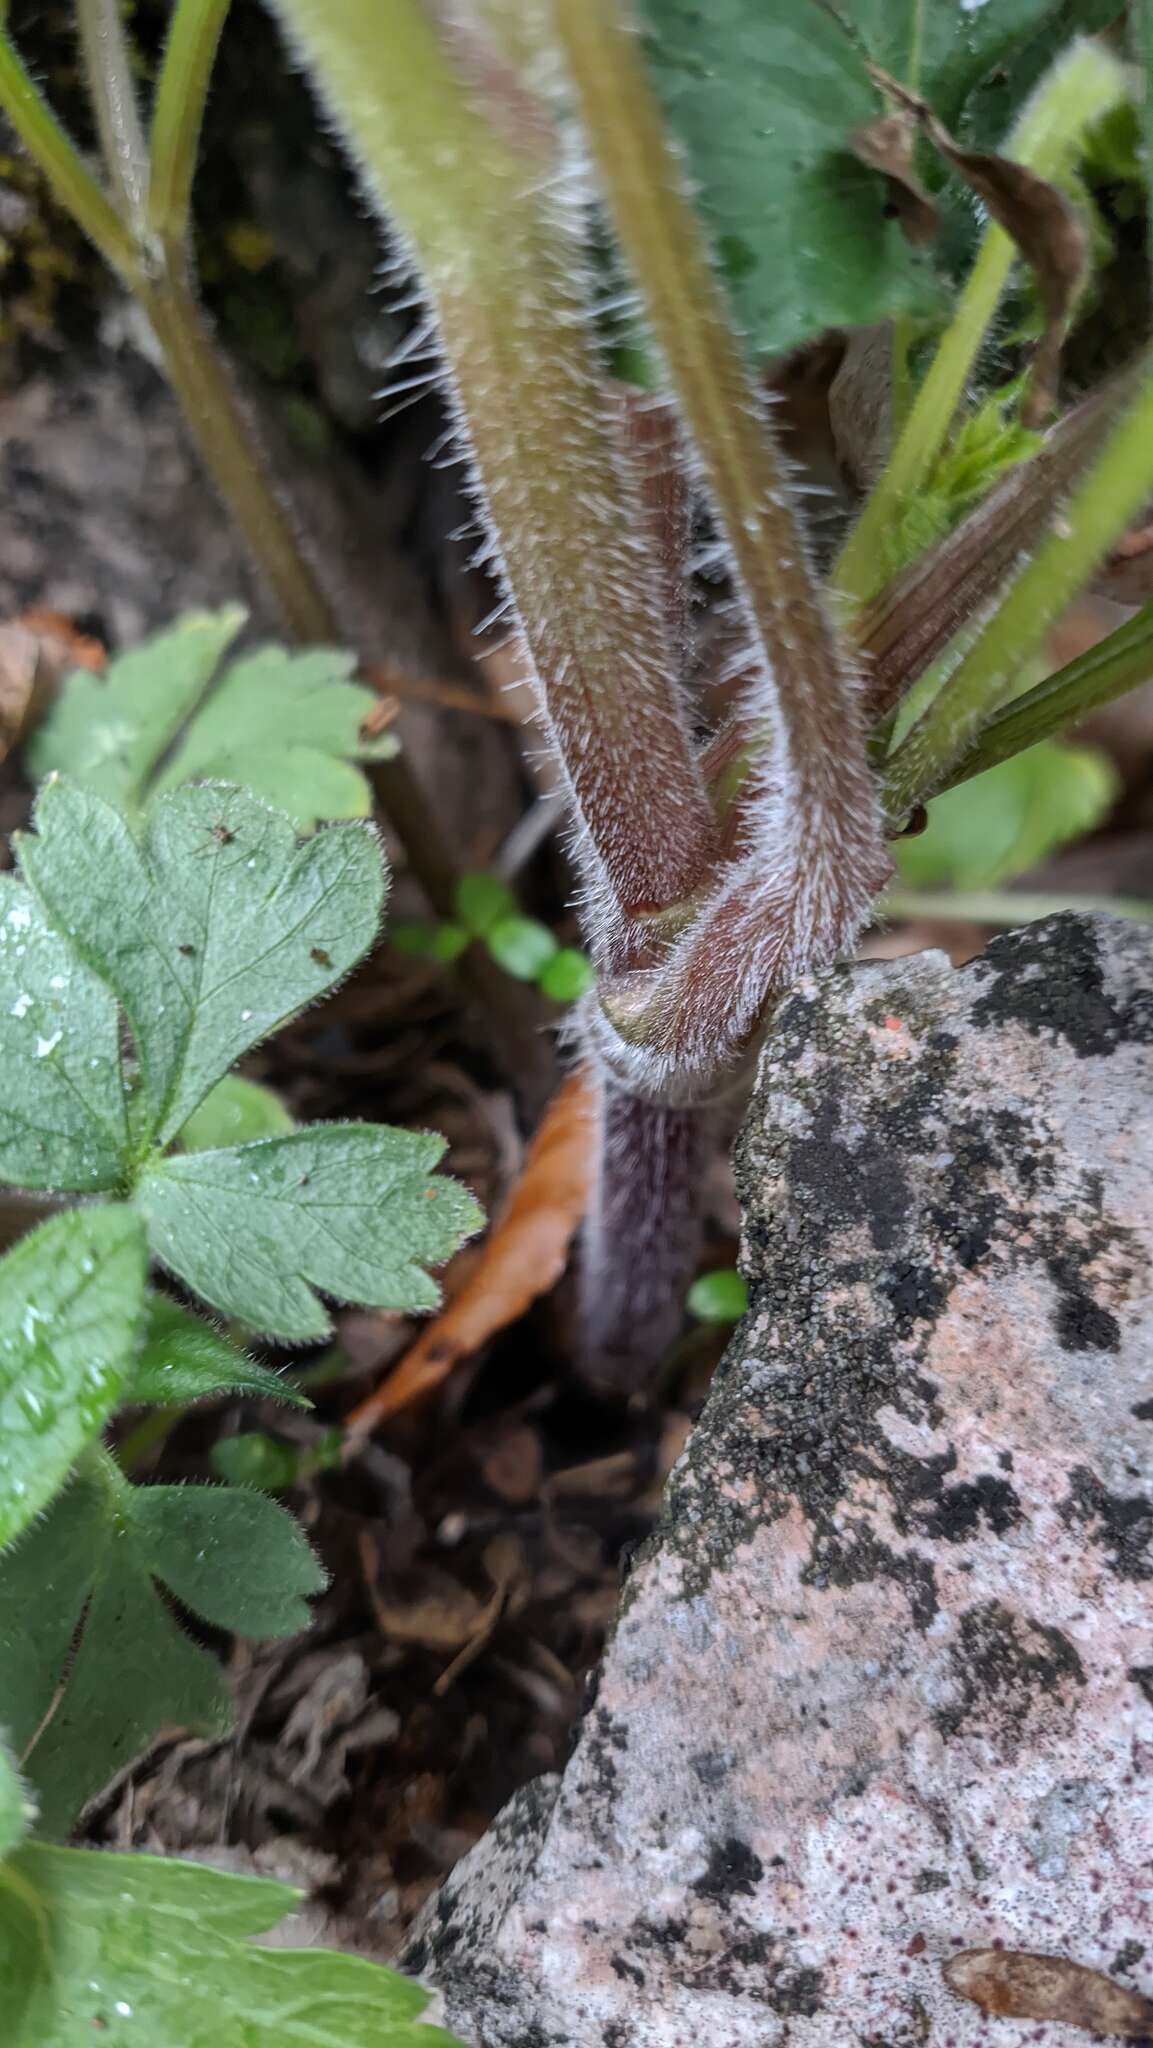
[0,31,137,273]
[883,888,1153,925]
[836,39,1128,606]
[148,0,232,255]
[75,0,150,231]
[884,356,1153,822]
[270,0,718,927]
[942,599,1153,789]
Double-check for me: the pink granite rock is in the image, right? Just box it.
[411,915,1153,2047]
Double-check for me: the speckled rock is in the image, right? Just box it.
[410,915,1153,2047]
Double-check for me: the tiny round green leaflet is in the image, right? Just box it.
[688,1268,749,1323]
[538,947,595,1002]
[486,914,558,981]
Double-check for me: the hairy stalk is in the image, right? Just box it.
[270,0,718,936]
[0,2,465,924]
[856,365,1142,725]
[836,39,1128,606]
[76,0,150,230]
[555,0,884,1097]
[885,354,1153,822]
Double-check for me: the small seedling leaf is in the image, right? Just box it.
[456,872,517,936]
[19,779,385,1147]
[210,1431,303,1492]
[687,1268,749,1323]
[0,878,128,1192]
[0,1843,462,2048]
[28,610,390,829]
[0,1208,147,1549]
[138,1123,482,1340]
[538,947,595,1003]
[123,1292,308,1408]
[486,915,558,981]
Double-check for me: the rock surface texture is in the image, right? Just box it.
[410,915,1153,2046]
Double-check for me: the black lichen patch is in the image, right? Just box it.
[935,1600,1085,1741]
[1048,1250,1122,1353]
[918,1473,1023,1543]
[1059,1466,1153,1580]
[1132,1400,1153,1421]
[692,1835,764,1904]
[969,915,1153,1056]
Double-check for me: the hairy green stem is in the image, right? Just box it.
[884,355,1153,821]
[75,0,150,231]
[0,31,136,273]
[942,599,1153,788]
[836,39,1128,606]
[148,0,232,256]
[269,0,717,929]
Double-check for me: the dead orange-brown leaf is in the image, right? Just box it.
[345,1066,598,1438]
[944,1949,1153,2036]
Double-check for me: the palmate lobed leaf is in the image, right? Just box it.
[0,878,128,1193]
[0,1844,461,2048]
[0,1208,147,1548]
[638,0,1117,358]
[19,779,385,1149]
[0,1458,324,1838]
[139,1123,484,1340]
[27,609,397,830]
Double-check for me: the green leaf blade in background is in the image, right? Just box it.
[178,1073,296,1152]
[894,738,1118,890]
[19,780,386,1149]
[0,1209,147,1549]
[123,1292,308,1407]
[25,609,246,817]
[637,0,1119,358]
[0,1737,36,1856]
[138,1123,483,1339]
[27,612,393,829]
[0,878,129,1193]
[0,1845,462,2048]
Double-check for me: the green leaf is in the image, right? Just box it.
[537,947,594,1003]
[486,915,558,981]
[178,1073,296,1151]
[20,780,385,1148]
[0,878,128,1192]
[0,1843,462,2048]
[28,611,390,830]
[125,1485,326,1637]
[211,1432,304,1492]
[0,1737,36,1856]
[0,1209,147,1549]
[637,0,1110,357]
[123,1292,308,1408]
[894,739,1118,890]
[138,1124,483,1339]
[0,1464,232,1838]
[0,1455,325,1836]
[26,608,246,816]
[455,872,517,937]
[687,1267,749,1323]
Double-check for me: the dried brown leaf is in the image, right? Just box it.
[944,1949,1153,2036]
[869,67,1088,424]
[345,1067,598,1437]
[851,112,939,246]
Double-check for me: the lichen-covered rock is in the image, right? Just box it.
[410,915,1153,2047]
